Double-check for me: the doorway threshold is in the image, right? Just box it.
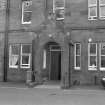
[43,80,61,85]
[34,84,60,89]
[34,81,61,89]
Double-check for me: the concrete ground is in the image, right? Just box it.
[0,82,105,105]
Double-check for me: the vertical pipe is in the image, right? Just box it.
[4,0,10,82]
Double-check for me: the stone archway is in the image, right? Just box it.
[33,34,70,88]
[42,42,62,82]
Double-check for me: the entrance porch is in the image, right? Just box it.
[33,35,71,88]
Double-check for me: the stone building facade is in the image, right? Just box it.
[0,0,105,88]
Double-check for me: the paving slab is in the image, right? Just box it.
[0,82,105,105]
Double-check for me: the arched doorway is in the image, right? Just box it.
[34,35,71,88]
[43,42,61,82]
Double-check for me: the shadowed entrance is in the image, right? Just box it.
[50,46,61,80]
[43,42,61,82]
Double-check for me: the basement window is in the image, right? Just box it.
[22,0,32,24]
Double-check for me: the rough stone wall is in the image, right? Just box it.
[8,0,105,29]
[1,0,105,85]
[65,0,105,28]
[7,32,35,82]
[64,0,105,85]
[7,0,45,82]
[9,0,45,30]
[71,30,105,85]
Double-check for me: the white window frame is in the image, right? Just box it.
[9,45,19,68]
[88,0,97,20]
[53,0,65,20]
[74,43,81,70]
[99,43,105,71]
[22,0,32,24]
[99,0,105,19]
[20,44,31,68]
[88,43,97,70]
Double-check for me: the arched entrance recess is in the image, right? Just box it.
[43,42,61,81]
[34,35,70,88]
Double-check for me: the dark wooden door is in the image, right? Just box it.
[50,51,61,80]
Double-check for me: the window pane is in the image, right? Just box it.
[89,0,97,5]
[51,45,60,50]
[100,6,105,17]
[54,0,65,8]
[101,43,105,55]
[90,43,96,54]
[24,1,32,11]
[9,44,19,68]
[100,0,105,4]
[89,7,97,17]
[55,9,64,20]
[101,56,105,67]
[90,56,96,66]
[76,44,80,55]
[11,45,19,55]
[23,12,32,23]
[9,56,19,67]
[22,56,29,64]
[22,45,31,53]
[76,56,80,67]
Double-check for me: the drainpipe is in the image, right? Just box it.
[4,0,10,82]
[45,0,47,18]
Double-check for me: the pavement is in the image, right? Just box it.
[0,82,105,105]
[0,81,104,90]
